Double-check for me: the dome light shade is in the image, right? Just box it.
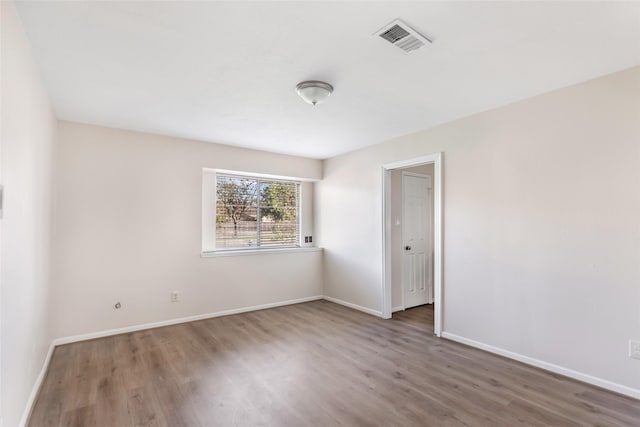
[296,81,334,106]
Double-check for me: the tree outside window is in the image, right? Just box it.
[215,174,299,249]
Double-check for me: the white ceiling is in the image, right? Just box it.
[15,1,640,159]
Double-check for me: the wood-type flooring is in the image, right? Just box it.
[29,301,640,426]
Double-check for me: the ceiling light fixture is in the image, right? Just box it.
[296,80,334,106]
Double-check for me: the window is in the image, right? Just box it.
[212,173,300,250]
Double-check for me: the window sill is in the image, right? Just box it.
[201,247,323,258]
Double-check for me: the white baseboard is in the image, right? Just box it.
[441,332,640,400]
[392,306,404,313]
[323,296,383,317]
[19,341,56,427]
[55,295,324,346]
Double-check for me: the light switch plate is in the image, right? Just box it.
[629,340,640,360]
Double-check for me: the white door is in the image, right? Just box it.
[402,173,433,308]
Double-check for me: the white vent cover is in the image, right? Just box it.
[375,19,431,53]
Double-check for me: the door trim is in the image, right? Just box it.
[381,152,443,336]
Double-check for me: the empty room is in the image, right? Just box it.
[2,1,640,426]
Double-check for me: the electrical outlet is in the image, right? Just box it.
[630,340,640,360]
[171,291,179,302]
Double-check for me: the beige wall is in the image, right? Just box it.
[391,164,434,310]
[317,66,640,393]
[53,122,323,339]
[1,2,58,425]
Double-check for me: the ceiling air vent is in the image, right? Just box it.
[375,19,431,53]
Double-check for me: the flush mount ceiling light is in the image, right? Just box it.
[296,81,334,106]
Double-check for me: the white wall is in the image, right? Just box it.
[391,164,433,310]
[316,66,640,393]
[53,122,323,339]
[1,2,58,425]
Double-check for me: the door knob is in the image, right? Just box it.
[405,245,411,251]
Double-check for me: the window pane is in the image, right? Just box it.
[215,174,299,250]
[216,176,258,249]
[259,180,299,247]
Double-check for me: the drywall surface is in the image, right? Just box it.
[391,164,434,310]
[317,66,640,391]
[53,122,322,339]
[1,2,57,425]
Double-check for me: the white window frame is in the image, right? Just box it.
[202,169,312,256]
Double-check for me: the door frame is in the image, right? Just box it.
[401,171,433,310]
[381,152,443,336]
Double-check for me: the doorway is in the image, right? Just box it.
[402,171,433,309]
[381,153,442,336]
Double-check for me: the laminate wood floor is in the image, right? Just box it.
[29,300,639,426]
[392,304,434,334]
